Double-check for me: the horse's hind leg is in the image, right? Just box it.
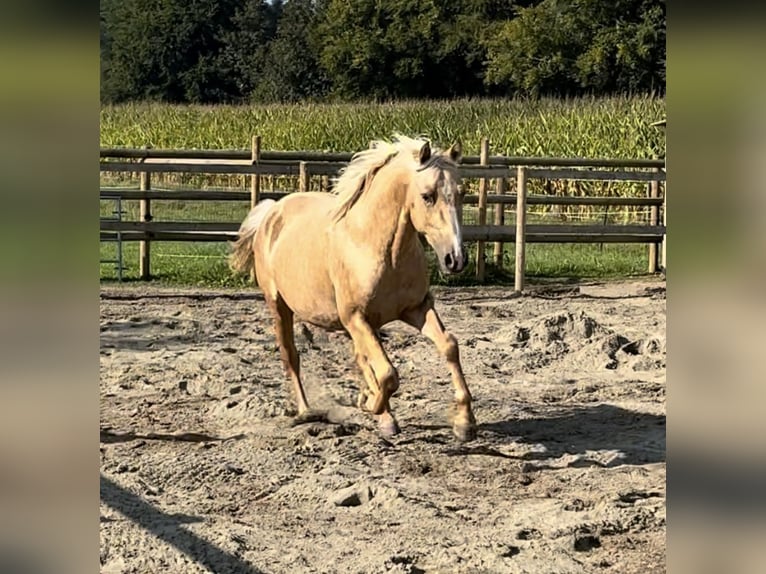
[266,294,310,416]
[402,294,477,442]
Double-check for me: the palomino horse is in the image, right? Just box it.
[229,135,476,441]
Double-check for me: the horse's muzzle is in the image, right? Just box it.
[443,248,465,274]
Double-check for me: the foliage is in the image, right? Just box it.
[100,0,666,103]
[253,0,329,103]
[484,0,666,96]
[101,0,242,103]
[317,0,443,99]
[218,0,281,101]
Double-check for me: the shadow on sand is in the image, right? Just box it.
[480,403,665,466]
[100,474,265,574]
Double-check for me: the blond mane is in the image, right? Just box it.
[331,135,434,221]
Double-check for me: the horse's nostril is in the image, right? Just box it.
[444,253,454,269]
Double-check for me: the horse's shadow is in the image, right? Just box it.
[479,403,665,466]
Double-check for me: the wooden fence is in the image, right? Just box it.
[100,138,666,292]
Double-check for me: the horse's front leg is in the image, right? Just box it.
[402,294,477,442]
[342,312,400,437]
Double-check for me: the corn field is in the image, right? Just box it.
[101,96,664,156]
[100,96,665,225]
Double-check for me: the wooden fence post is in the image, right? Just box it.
[139,148,152,280]
[299,161,308,193]
[648,166,660,273]
[661,173,667,273]
[493,176,506,268]
[251,135,261,208]
[456,168,464,226]
[475,137,489,281]
[514,166,527,293]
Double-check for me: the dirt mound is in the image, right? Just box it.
[517,310,603,348]
[507,311,665,374]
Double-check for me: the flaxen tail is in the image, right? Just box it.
[228,199,276,277]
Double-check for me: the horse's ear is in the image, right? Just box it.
[448,141,463,163]
[419,141,431,164]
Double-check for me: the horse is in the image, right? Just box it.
[229,135,477,441]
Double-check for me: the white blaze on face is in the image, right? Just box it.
[418,161,463,268]
[449,205,462,258]
[441,170,463,263]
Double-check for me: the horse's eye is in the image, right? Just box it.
[421,192,436,206]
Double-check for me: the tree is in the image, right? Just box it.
[101,0,240,103]
[253,0,329,102]
[576,1,665,92]
[100,1,114,101]
[218,0,282,102]
[318,0,443,100]
[100,0,665,103]
[433,1,523,98]
[483,0,666,96]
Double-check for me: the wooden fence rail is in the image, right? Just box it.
[100,188,663,207]
[100,147,665,168]
[100,140,666,291]
[100,160,665,181]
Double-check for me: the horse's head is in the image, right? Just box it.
[407,140,465,274]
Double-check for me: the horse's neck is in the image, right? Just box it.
[341,178,418,262]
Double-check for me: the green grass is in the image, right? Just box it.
[100,240,653,288]
[100,198,655,287]
[525,243,650,278]
[100,193,658,287]
[100,241,248,287]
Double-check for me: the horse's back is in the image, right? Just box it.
[253,193,342,329]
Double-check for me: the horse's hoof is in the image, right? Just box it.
[378,417,400,438]
[291,409,329,426]
[453,423,477,442]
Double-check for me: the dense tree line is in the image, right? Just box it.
[100,0,665,104]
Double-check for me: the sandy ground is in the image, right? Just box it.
[100,278,666,574]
